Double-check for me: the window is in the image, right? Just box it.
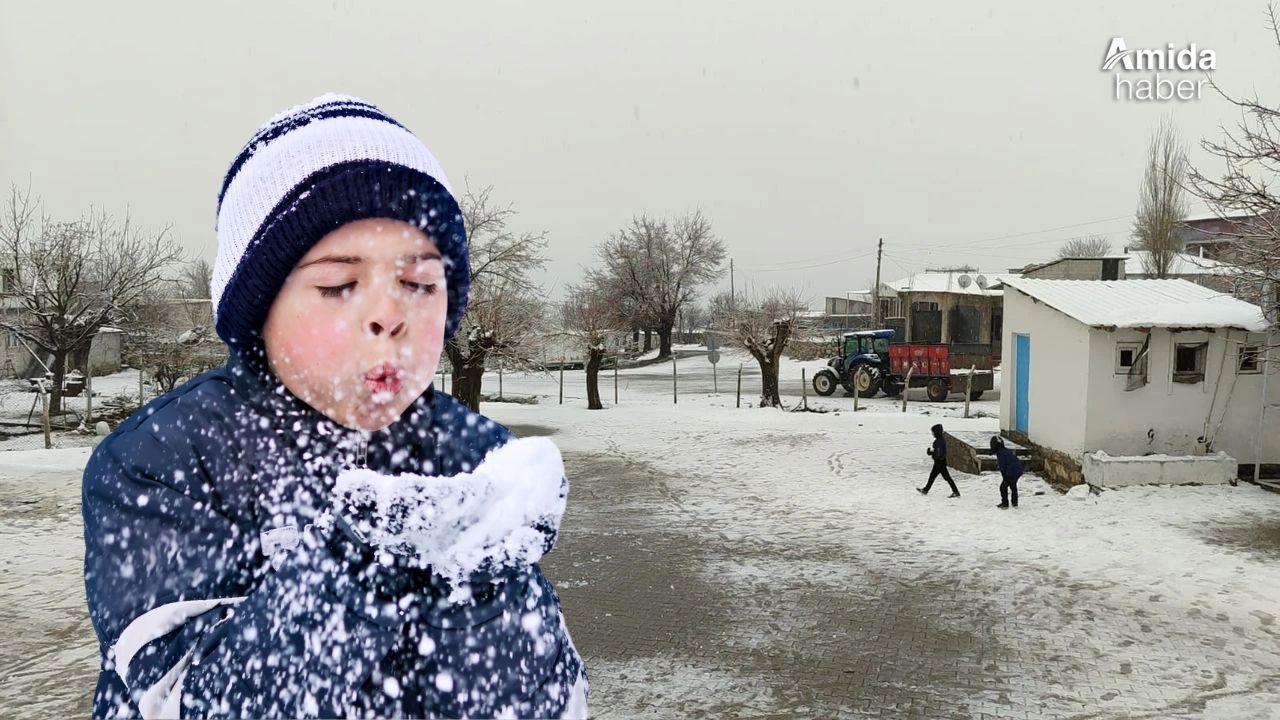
[1238,343,1262,374]
[0,268,14,294]
[911,301,939,312]
[1115,342,1144,374]
[1173,342,1208,383]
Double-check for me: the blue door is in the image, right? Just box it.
[1014,334,1030,434]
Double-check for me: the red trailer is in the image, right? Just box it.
[886,343,996,402]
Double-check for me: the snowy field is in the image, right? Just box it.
[2,346,1279,718]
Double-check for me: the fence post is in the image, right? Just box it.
[559,358,565,405]
[902,367,914,413]
[964,364,975,419]
[40,380,51,449]
[138,366,145,406]
[853,380,860,412]
[713,362,718,395]
[498,364,504,401]
[85,367,93,428]
[614,357,619,405]
[736,364,743,408]
[802,368,808,411]
[672,353,678,405]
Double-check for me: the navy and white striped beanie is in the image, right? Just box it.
[212,94,469,348]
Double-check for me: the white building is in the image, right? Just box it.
[998,278,1277,483]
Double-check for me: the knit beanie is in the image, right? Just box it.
[212,94,469,348]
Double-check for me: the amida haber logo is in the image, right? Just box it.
[1103,38,1216,101]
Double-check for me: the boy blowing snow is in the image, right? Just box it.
[81,95,587,719]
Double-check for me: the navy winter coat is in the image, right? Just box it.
[82,346,586,718]
[995,445,1024,482]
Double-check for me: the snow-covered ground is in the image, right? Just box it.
[2,347,1278,718]
[481,348,1280,718]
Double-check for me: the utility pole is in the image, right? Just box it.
[872,237,884,328]
[729,258,735,314]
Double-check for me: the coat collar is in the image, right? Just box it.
[223,342,439,467]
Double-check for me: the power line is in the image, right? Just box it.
[740,247,877,272]
[744,249,878,273]
[898,213,1135,253]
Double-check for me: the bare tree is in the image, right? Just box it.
[446,184,548,412]
[594,211,726,360]
[712,287,807,408]
[561,279,621,410]
[1188,5,1280,322]
[0,186,182,414]
[1133,119,1190,278]
[181,258,213,299]
[1058,234,1113,258]
[119,286,226,396]
[680,302,709,343]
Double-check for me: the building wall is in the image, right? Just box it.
[1024,258,1127,281]
[0,328,124,378]
[1083,327,1279,464]
[999,288,1091,454]
[900,291,1002,345]
[86,331,123,375]
[824,297,871,316]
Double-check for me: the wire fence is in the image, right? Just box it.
[0,369,145,452]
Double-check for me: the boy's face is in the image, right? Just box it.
[263,218,448,431]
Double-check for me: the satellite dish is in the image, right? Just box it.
[976,274,989,288]
[957,274,972,289]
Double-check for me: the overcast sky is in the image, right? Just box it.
[4,1,1278,308]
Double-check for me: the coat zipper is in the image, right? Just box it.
[356,434,369,468]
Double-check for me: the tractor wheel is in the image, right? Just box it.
[812,371,837,397]
[882,380,903,398]
[852,366,883,398]
[925,378,949,403]
[968,390,984,401]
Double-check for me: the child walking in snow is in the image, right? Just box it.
[991,436,1024,509]
[82,95,586,719]
[918,423,960,498]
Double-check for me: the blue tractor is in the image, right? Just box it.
[811,329,902,398]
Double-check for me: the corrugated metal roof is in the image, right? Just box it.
[1001,278,1270,332]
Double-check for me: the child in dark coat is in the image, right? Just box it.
[918,423,960,498]
[82,95,586,719]
[991,436,1024,509]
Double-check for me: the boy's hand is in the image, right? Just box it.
[331,437,567,601]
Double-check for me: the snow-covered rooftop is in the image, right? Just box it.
[1001,278,1271,332]
[886,271,1009,296]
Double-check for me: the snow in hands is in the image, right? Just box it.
[333,437,568,601]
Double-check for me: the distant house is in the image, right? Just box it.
[1017,256,1128,281]
[1175,213,1275,261]
[882,271,1008,348]
[807,292,874,337]
[825,293,872,317]
[1020,251,1236,285]
[999,277,1276,485]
